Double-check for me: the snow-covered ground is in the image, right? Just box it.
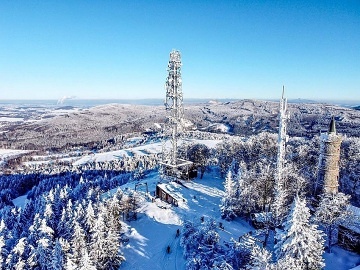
[12,194,28,209]
[0,149,30,166]
[119,170,252,270]
[73,138,222,166]
[0,149,29,157]
[324,246,360,270]
[7,136,360,269]
[118,169,360,270]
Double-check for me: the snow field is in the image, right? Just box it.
[120,170,252,270]
[73,138,222,166]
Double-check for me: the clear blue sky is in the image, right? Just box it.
[0,0,359,100]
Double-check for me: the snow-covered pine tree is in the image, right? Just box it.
[69,220,87,266]
[36,217,55,268]
[314,192,352,252]
[101,197,125,269]
[133,160,145,181]
[181,219,225,269]
[51,239,64,270]
[84,201,96,233]
[89,204,108,268]
[65,256,77,270]
[220,170,237,220]
[235,165,256,218]
[276,255,302,270]
[79,248,97,270]
[0,235,5,269]
[6,237,28,270]
[272,183,289,227]
[247,244,273,270]
[57,207,74,241]
[0,220,8,268]
[275,196,325,269]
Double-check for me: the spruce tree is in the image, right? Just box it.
[314,192,351,252]
[247,245,273,270]
[275,196,325,269]
[220,170,236,220]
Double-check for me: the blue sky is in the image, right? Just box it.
[0,0,359,100]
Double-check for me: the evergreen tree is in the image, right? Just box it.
[89,205,107,268]
[272,184,289,227]
[181,219,224,269]
[314,192,352,252]
[276,255,303,270]
[85,201,96,233]
[225,238,251,269]
[79,248,97,270]
[102,199,125,269]
[57,200,74,241]
[0,235,6,268]
[275,196,325,270]
[220,170,237,220]
[235,166,256,217]
[51,238,64,270]
[69,220,87,266]
[247,244,273,270]
[0,220,9,269]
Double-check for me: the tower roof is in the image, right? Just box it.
[329,117,337,134]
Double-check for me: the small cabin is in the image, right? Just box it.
[250,212,272,229]
[156,184,178,206]
[338,205,360,254]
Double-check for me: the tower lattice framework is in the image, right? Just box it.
[160,50,192,179]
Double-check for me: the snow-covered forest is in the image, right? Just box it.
[0,100,360,269]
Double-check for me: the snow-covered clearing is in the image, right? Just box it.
[0,149,30,166]
[0,149,29,157]
[0,117,24,122]
[73,142,163,165]
[324,246,360,270]
[12,194,28,209]
[120,170,252,270]
[73,138,222,165]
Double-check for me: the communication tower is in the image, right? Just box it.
[160,50,192,180]
[275,86,289,189]
[272,87,290,224]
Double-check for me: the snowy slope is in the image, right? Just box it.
[119,170,360,270]
[73,139,222,165]
[119,171,253,270]
[0,149,30,167]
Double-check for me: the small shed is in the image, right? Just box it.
[156,183,179,206]
[338,205,360,254]
[250,212,272,229]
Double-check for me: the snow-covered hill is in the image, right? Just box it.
[1,99,360,150]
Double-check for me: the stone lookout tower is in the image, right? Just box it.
[316,117,342,195]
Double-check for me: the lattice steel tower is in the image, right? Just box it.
[164,50,184,166]
[160,50,192,179]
